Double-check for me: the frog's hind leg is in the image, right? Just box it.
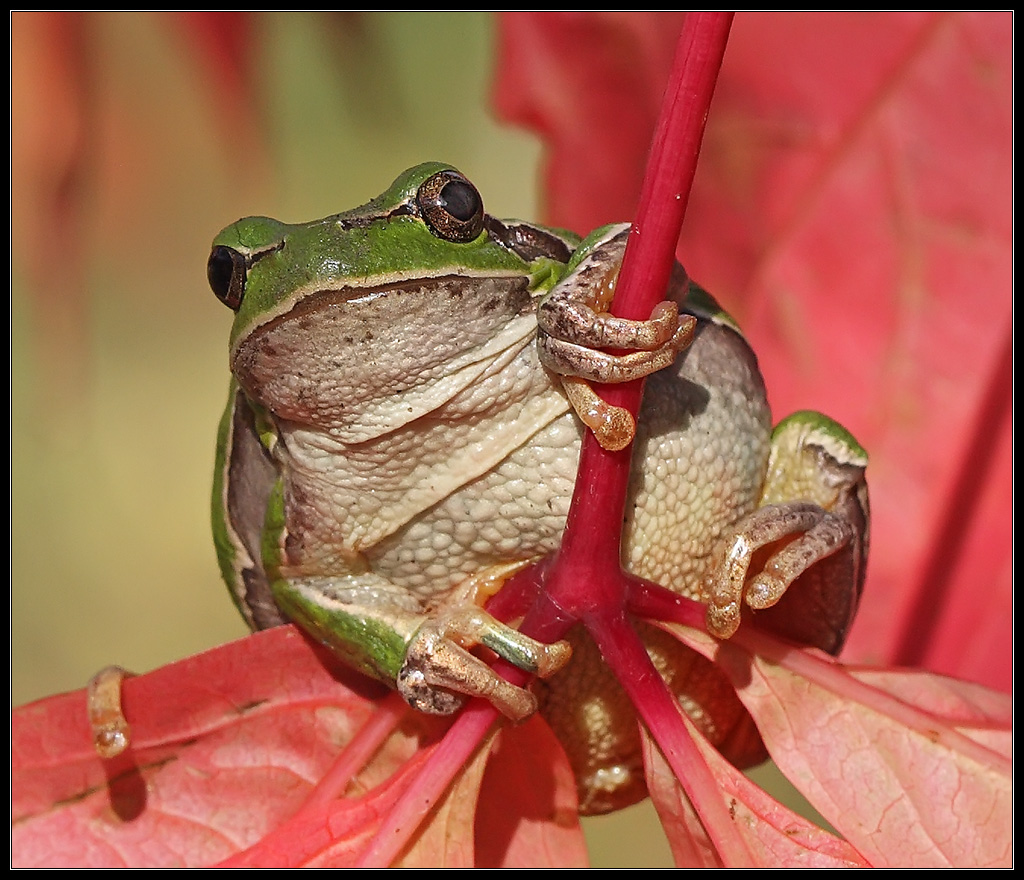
[273,568,570,722]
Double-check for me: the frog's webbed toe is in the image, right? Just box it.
[704,502,856,641]
[399,606,572,721]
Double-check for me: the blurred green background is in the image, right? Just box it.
[12,11,696,867]
[12,11,543,708]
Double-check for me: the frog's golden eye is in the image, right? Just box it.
[417,170,485,243]
[208,245,247,311]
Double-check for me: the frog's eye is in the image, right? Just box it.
[417,170,485,243]
[208,245,247,311]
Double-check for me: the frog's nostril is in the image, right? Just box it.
[208,246,247,311]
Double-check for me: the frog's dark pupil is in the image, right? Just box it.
[207,247,234,298]
[439,180,480,222]
[208,245,246,310]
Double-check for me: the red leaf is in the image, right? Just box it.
[680,12,1012,690]
[167,11,266,158]
[495,10,1012,691]
[10,11,92,386]
[474,716,588,868]
[671,625,1012,868]
[220,744,443,868]
[12,626,588,869]
[644,724,869,868]
[494,11,687,232]
[11,627,440,868]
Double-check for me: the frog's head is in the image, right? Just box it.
[206,164,573,432]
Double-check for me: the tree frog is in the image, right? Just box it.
[208,163,869,812]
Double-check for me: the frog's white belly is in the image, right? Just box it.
[279,317,771,607]
[277,334,571,588]
[368,411,581,598]
[622,326,772,597]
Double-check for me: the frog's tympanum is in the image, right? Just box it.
[208,163,869,813]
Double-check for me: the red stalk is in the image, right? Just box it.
[355,702,498,868]
[590,614,756,866]
[523,9,735,627]
[522,11,743,862]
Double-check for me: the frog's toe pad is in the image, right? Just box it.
[561,375,636,451]
[705,599,741,640]
[746,571,788,609]
[397,663,466,716]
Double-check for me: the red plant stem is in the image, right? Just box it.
[627,577,707,629]
[613,11,734,324]
[359,14,737,866]
[355,701,499,868]
[589,611,756,866]
[296,691,409,815]
[527,11,734,622]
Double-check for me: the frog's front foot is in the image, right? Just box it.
[538,296,696,452]
[536,227,696,451]
[399,607,571,721]
[704,502,856,640]
[541,309,696,451]
[539,299,695,382]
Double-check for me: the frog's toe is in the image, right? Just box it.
[560,375,637,451]
[87,665,133,759]
[538,313,696,385]
[705,502,858,642]
[746,513,854,611]
[746,571,789,610]
[397,660,468,716]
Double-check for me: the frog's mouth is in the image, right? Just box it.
[231,274,539,436]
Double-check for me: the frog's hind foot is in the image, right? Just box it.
[398,608,571,721]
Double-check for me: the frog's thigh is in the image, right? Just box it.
[274,575,570,721]
[704,502,853,639]
[272,576,423,687]
[623,368,772,598]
